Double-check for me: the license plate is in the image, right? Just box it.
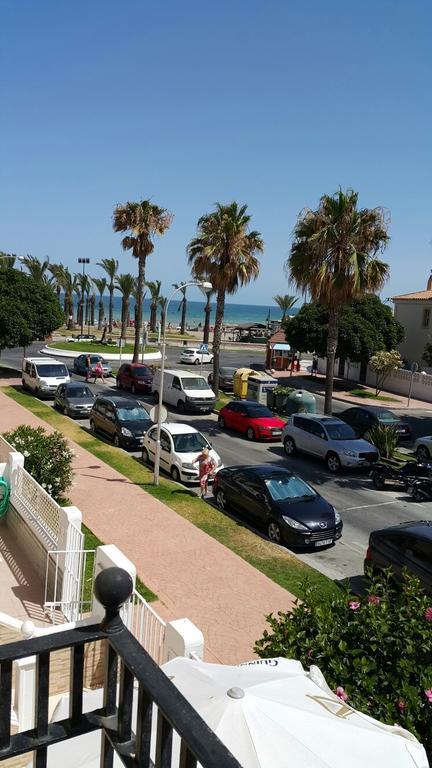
[315,538,333,547]
[272,430,282,436]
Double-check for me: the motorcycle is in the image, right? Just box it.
[370,460,432,491]
[407,476,432,502]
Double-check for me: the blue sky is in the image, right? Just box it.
[2,0,431,305]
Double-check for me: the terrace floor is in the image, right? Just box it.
[0,522,51,626]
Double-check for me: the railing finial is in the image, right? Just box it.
[94,567,133,634]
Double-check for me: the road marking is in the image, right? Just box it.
[343,500,399,511]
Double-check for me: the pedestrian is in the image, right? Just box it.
[85,353,91,382]
[193,447,216,499]
[93,359,104,384]
[312,355,318,377]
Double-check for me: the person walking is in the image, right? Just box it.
[193,447,216,499]
[93,359,105,384]
[85,353,91,382]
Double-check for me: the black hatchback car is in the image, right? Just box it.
[212,464,342,549]
[89,396,152,449]
[364,521,432,594]
[339,406,412,442]
[208,367,236,392]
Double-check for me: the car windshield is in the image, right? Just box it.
[181,377,209,390]
[172,433,209,452]
[36,364,68,377]
[116,406,150,422]
[265,474,317,501]
[326,422,357,440]
[133,367,152,376]
[67,386,93,398]
[376,410,399,424]
[246,405,273,418]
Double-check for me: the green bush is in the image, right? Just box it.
[366,424,399,459]
[273,386,294,395]
[4,425,74,502]
[255,570,432,757]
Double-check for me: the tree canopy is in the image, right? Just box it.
[0,267,64,350]
[285,295,404,363]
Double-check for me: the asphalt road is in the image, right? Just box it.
[4,342,432,584]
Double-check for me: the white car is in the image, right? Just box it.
[180,347,213,365]
[414,436,432,461]
[65,334,97,343]
[141,422,223,483]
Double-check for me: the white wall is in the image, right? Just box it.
[317,357,432,403]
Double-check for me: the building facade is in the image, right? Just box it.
[392,273,432,365]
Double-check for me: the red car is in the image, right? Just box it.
[116,363,154,394]
[218,400,285,441]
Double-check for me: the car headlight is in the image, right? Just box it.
[343,450,357,458]
[121,427,133,437]
[182,462,197,470]
[334,510,341,525]
[282,515,308,531]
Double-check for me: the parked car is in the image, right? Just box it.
[142,423,222,483]
[213,464,342,548]
[152,369,216,413]
[89,396,152,448]
[281,414,379,472]
[364,521,432,594]
[208,367,236,392]
[116,363,153,394]
[339,406,412,442]
[73,354,112,378]
[65,334,97,343]
[218,400,285,441]
[180,347,213,365]
[414,435,432,461]
[54,382,95,418]
[22,357,70,398]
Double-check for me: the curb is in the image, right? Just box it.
[41,346,162,363]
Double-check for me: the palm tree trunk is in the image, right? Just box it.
[211,287,226,395]
[90,296,95,327]
[324,307,339,415]
[180,296,187,334]
[98,298,104,330]
[133,256,145,363]
[203,296,211,345]
[108,286,114,333]
[150,303,156,332]
[121,298,129,340]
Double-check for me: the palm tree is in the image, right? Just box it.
[76,273,90,330]
[115,274,136,341]
[146,280,162,332]
[22,254,50,282]
[287,188,390,414]
[172,283,188,334]
[187,202,264,394]
[61,269,76,328]
[97,258,118,333]
[112,201,172,363]
[48,263,65,303]
[93,277,107,330]
[273,294,298,323]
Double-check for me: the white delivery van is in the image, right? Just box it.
[152,369,216,413]
[22,357,70,398]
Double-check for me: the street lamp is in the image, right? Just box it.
[78,258,90,336]
[152,280,213,485]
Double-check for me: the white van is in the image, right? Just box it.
[22,357,70,398]
[152,369,216,413]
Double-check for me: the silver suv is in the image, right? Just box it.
[281,414,379,473]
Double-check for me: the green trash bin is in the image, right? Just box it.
[285,389,316,415]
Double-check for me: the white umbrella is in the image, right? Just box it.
[163,657,429,768]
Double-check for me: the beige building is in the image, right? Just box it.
[392,273,432,365]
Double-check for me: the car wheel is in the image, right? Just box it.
[326,452,341,473]
[171,465,181,482]
[142,447,150,464]
[210,357,214,364]
[218,415,225,429]
[283,436,295,456]
[413,487,425,502]
[113,434,121,448]
[177,400,185,413]
[216,489,227,510]
[194,359,200,366]
[153,391,159,404]
[372,472,386,490]
[246,427,255,441]
[268,520,282,544]
[416,445,430,461]
[21,379,26,390]
[89,419,96,434]
[131,383,136,394]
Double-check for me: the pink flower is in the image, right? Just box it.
[307,648,313,659]
[424,689,432,704]
[348,601,361,611]
[396,698,406,714]
[425,607,432,621]
[336,686,348,702]
[368,595,380,605]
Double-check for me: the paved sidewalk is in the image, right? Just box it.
[0,385,295,664]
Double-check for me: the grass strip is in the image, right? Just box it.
[349,388,399,402]
[49,341,158,355]
[4,386,339,602]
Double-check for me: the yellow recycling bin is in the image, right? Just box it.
[233,368,256,399]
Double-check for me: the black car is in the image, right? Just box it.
[208,367,236,392]
[212,464,342,549]
[89,395,152,449]
[339,406,412,441]
[364,521,432,595]
[54,382,95,418]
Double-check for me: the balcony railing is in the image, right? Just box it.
[0,567,241,768]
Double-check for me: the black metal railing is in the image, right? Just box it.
[0,567,241,768]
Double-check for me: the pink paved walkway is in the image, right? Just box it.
[0,385,294,663]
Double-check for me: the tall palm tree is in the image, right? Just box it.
[146,280,162,332]
[187,202,264,394]
[97,258,118,333]
[273,294,298,323]
[76,273,90,330]
[93,277,107,330]
[132,284,146,330]
[61,268,76,328]
[48,263,65,303]
[115,274,136,341]
[22,254,50,282]
[112,201,172,363]
[172,283,188,334]
[287,188,390,414]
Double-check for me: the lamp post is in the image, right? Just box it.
[153,280,213,486]
[78,258,90,336]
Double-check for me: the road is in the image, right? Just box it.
[4,342,432,584]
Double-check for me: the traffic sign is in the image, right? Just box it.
[149,404,168,424]
[199,343,209,353]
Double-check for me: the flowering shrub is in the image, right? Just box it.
[255,570,432,757]
[4,425,74,503]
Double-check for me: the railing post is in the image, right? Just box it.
[14,656,36,731]
[163,619,204,663]
[92,545,136,620]
[4,449,24,495]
